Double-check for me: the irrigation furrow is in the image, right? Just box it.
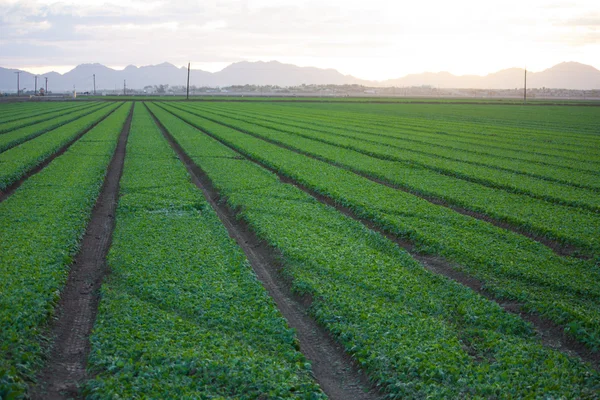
[146,104,380,399]
[31,104,134,400]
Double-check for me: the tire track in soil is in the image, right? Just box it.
[155,103,600,371]
[146,103,381,400]
[163,102,591,259]
[30,103,134,400]
[0,103,123,204]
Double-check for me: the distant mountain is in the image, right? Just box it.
[382,62,600,90]
[1,61,598,92]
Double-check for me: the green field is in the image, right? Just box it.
[1,99,599,398]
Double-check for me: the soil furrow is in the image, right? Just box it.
[30,103,134,400]
[158,102,589,259]
[0,104,122,203]
[155,103,600,371]
[146,103,381,400]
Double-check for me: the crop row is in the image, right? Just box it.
[155,102,600,348]
[163,102,600,256]
[83,104,324,399]
[269,102,600,161]
[186,103,599,211]
[0,102,97,134]
[281,102,600,146]
[148,102,600,398]
[0,102,112,153]
[0,102,86,124]
[201,102,600,182]
[0,103,131,398]
[0,102,122,191]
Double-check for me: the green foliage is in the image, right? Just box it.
[0,102,98,134]
[149,102,600,398]
[0,103,131,398]
[83,104,324,399]
[0,102,111,152]
[158,102,600,349]
[175,101,600,256]
[0,102,122,191]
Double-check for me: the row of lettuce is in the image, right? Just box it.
[0,102,98,134]
[156,101,600,351]
[2,100,598,398]
[0,102,89,125]
[82,105,324,398]
[276,101,600,145]
[0,102,132,397]
[188,103,600,207]
[147,102,600,398]
[170,102,600,257]
[0,102,111,153]
[0,102,121,191]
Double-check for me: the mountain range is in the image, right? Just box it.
[1,61,599,92]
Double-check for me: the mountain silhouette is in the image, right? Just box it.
[1,61,598,92]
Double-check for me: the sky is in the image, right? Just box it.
[1,0,599,81]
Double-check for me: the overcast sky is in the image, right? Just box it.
[1,0,598,80]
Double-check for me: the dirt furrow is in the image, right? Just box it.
[0,104,122,204]
[147,104,381,400]
[30,104,134,400]
[155,103,600,371]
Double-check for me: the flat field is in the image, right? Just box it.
[1,99,599,399]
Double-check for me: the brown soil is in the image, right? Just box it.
[0,105,121,203]
[30,103,134,400]
[154,104,599,371]
[179,108,589,259]
[147,104,381,400]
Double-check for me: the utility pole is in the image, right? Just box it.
[45,77,48,93]
[524,67,527,104]
[14,71,21,95]
[35,76,38,93]
[186,62,190,100]
[93,74,96,95]
[123,80,126,96]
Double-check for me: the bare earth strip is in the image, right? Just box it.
[147,104,381,400]
[154,104,600,371]
[30,104,134,400]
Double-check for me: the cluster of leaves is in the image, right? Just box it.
[0,102,112,153]
[0,102,99,134]
[0,102,122,191]
[83,104,324,399]
[0,103,131,399]
[149,102,600,398]
[176,102,600,256]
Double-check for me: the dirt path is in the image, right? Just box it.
[0,105,121,204]
[30,103,134,400]
[171,105,589,259]
[147,104,381,400]
[155,104,599,371]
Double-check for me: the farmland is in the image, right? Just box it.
[1,99,599,398]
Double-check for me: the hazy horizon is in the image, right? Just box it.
[1,0,599,81]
